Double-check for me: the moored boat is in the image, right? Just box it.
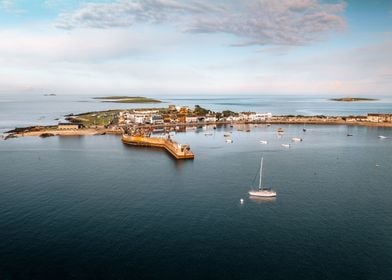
[248,157,277,197]
[291,137,302,142]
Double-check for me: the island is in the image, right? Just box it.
[93,96,162,103]
[330,97,378,102]
[3,104,392,157]
[4,105,392,139]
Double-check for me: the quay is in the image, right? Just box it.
[122,134,194,160]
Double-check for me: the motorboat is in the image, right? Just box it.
[291,137,303,142]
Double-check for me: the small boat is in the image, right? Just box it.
[346,126,353,136]
[277,128,284,133]
[378,135,387,139]
[248,157,277,197]
[281,144,290,148]
[291,137,302,142]
[224,133,232,137]
[266,124,271,127]
[225,139,233,143]
[260,140,268,144]
[246,129,251,132]
[204,132,213,136]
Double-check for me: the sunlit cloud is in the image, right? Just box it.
[56,0,346,46]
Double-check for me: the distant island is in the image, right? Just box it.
[330,97,378,102]
[93,96,162,103]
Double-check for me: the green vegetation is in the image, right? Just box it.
[330,97,378,102]
[67,110,122,127]
[93,96,162,103]
[193,105,211,115]
[222,110,238,117]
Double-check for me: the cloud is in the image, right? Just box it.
[0,27,183,64]
[1,0,14,11]
[55,0,346,46]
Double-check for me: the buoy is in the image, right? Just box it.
[240,198,244,204]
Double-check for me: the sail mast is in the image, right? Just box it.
[259,157,263,189]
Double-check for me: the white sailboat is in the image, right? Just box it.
[248,157,277,197]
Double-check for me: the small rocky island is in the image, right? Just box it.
[330,97,378,102]
[93,96,162,103]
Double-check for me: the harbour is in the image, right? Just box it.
[1,124,391,279]
[121,134,194,159]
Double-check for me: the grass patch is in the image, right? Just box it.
[67,110,122,127]
[93,96,162,103]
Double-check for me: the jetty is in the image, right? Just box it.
[122,134,194,159]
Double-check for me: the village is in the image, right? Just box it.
[58,104,392,132]
[4,104,391,137]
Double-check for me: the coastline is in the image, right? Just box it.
[4,117,392,139]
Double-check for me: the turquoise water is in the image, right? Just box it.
[1,123,392,279]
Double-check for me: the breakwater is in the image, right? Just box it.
[121,134,194,159]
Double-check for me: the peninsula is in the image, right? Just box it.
[330,97,378,102]
[5,105,392,140]
[93,96,162,103]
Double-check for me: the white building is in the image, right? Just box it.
[185,116,198,123]
[205,115,217,123]
[249,113,272,121]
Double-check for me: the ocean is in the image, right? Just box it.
[1,93,392,133]
[0,94,391,279]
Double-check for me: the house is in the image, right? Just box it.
[346,116,367,122]
[367,113,392,123]
[249,112,273,121]
[177,106,190,115]
[168,105,177,112]
[129,114,148,124]
[58,123,82,130]
[177,114,186,123]
[150,115,164,125]
[205,115,217,123]
[185,116,198,123]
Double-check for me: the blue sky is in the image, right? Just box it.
[0,0,391,95]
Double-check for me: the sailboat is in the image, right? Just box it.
[303,123,306,132]
[248,157,277,197]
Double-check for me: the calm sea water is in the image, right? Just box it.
[1,94,392,279]
[1,93,392,133]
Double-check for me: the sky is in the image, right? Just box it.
[0,0,391,96]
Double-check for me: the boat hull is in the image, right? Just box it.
[248,190,277,197]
